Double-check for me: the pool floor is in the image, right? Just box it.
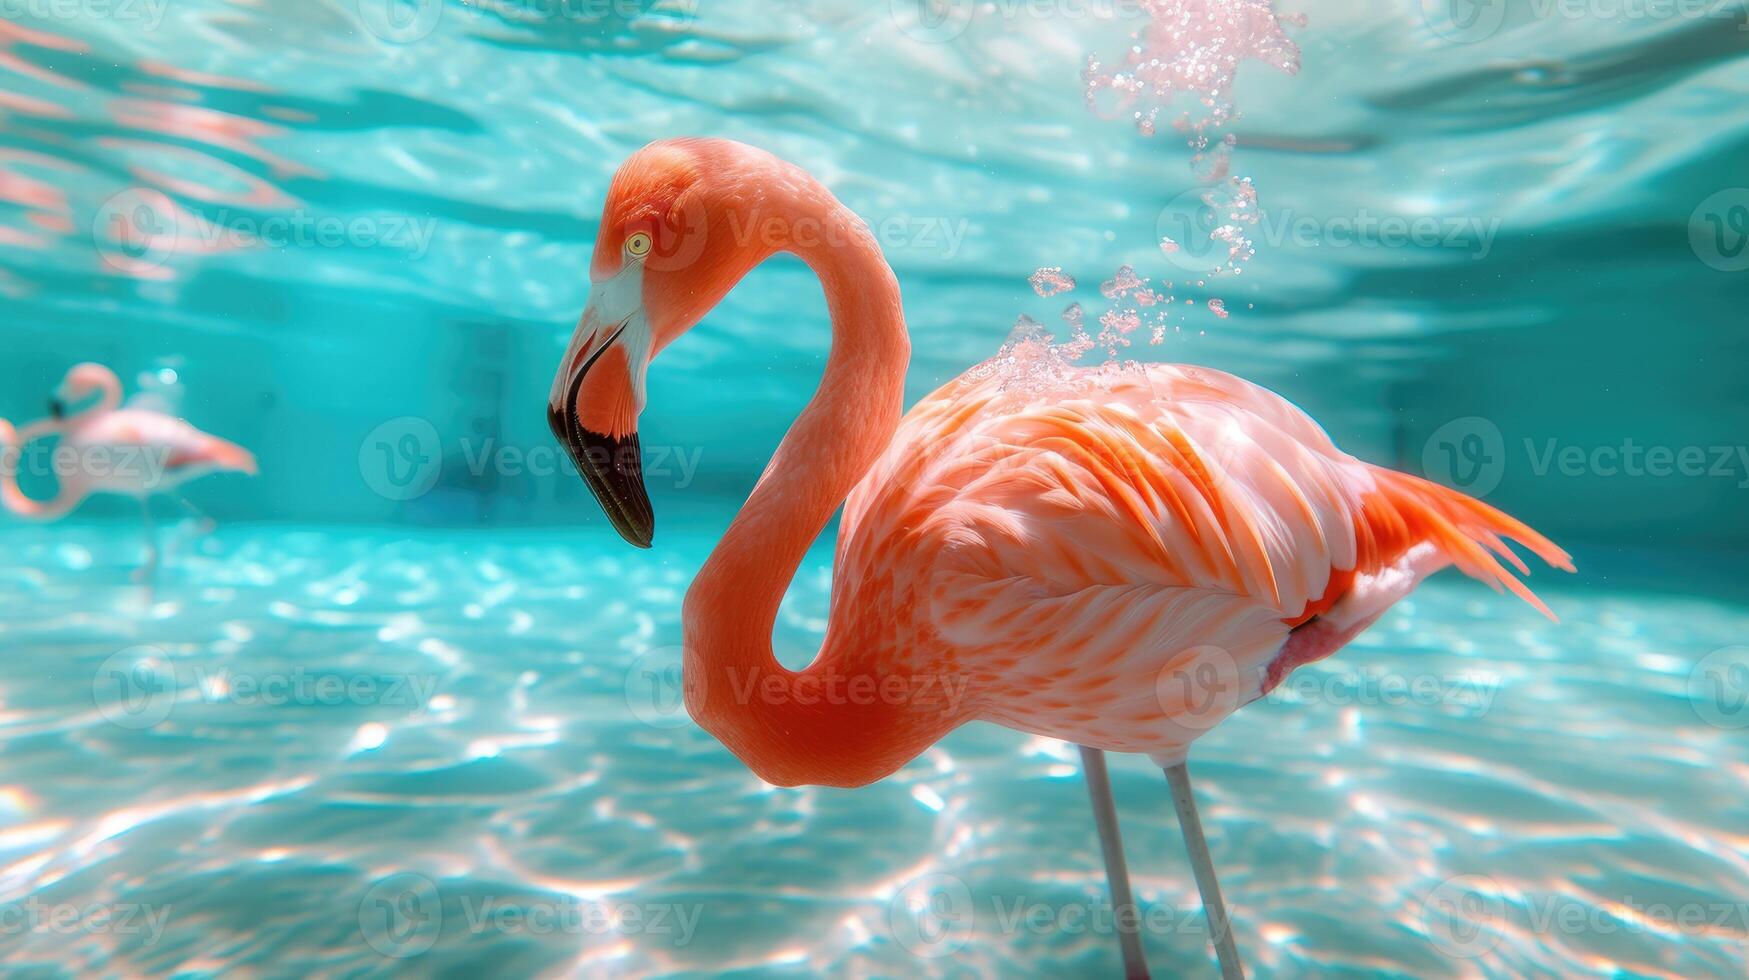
[0,523,1743,978]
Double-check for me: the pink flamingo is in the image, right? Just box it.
[548,139,1572,977]
[0,362,257,578]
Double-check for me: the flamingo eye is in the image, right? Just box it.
[625,232,652,258]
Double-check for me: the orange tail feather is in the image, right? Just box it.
[205,437,258,476]
[1360,468,1574,622]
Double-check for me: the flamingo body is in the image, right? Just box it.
[52,407,256,498]
[549,137,1572,789]
[833,359,1571,765]
[1,363,255,521]
[551,138,1573,973]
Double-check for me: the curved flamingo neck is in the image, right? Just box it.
[81,367,124,420]
[682,187,945,788]
[0,421,78,521]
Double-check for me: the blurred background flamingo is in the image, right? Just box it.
[0,362,257,578]
[549,138,1574,978]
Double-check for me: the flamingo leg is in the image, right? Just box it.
[1163,761,1244,979]
[1079,745,1150,979]
[173,493,215,535]
[135,496,160,584]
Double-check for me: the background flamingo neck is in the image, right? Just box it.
[88,370,123,418]
[682,191,929,788]
[0,423,77,521]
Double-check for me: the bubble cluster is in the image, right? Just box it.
[1083,0,1302,150]
[996,264,1206,397]
[1067,0,1302,344]
[1027,267,1077,297]
[1017,262,1227,374]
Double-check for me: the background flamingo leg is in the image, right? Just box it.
[1079,745,1151,979]
[1164,761,1245,979]
[173,493,216,536]
[133,496,160,584]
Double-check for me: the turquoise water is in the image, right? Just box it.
[0,526,1745,977]
[2,1,1748,977]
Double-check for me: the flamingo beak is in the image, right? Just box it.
[47,399,65,421]
[548,312,655,549]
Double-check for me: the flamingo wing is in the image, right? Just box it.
[75,410,257,483]
[835,361,1571,757]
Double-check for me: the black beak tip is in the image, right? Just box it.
[549,404,656,550]
[47,399,64,420]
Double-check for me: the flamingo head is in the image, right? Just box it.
[50,363,119,420]
[549,138,795,547]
